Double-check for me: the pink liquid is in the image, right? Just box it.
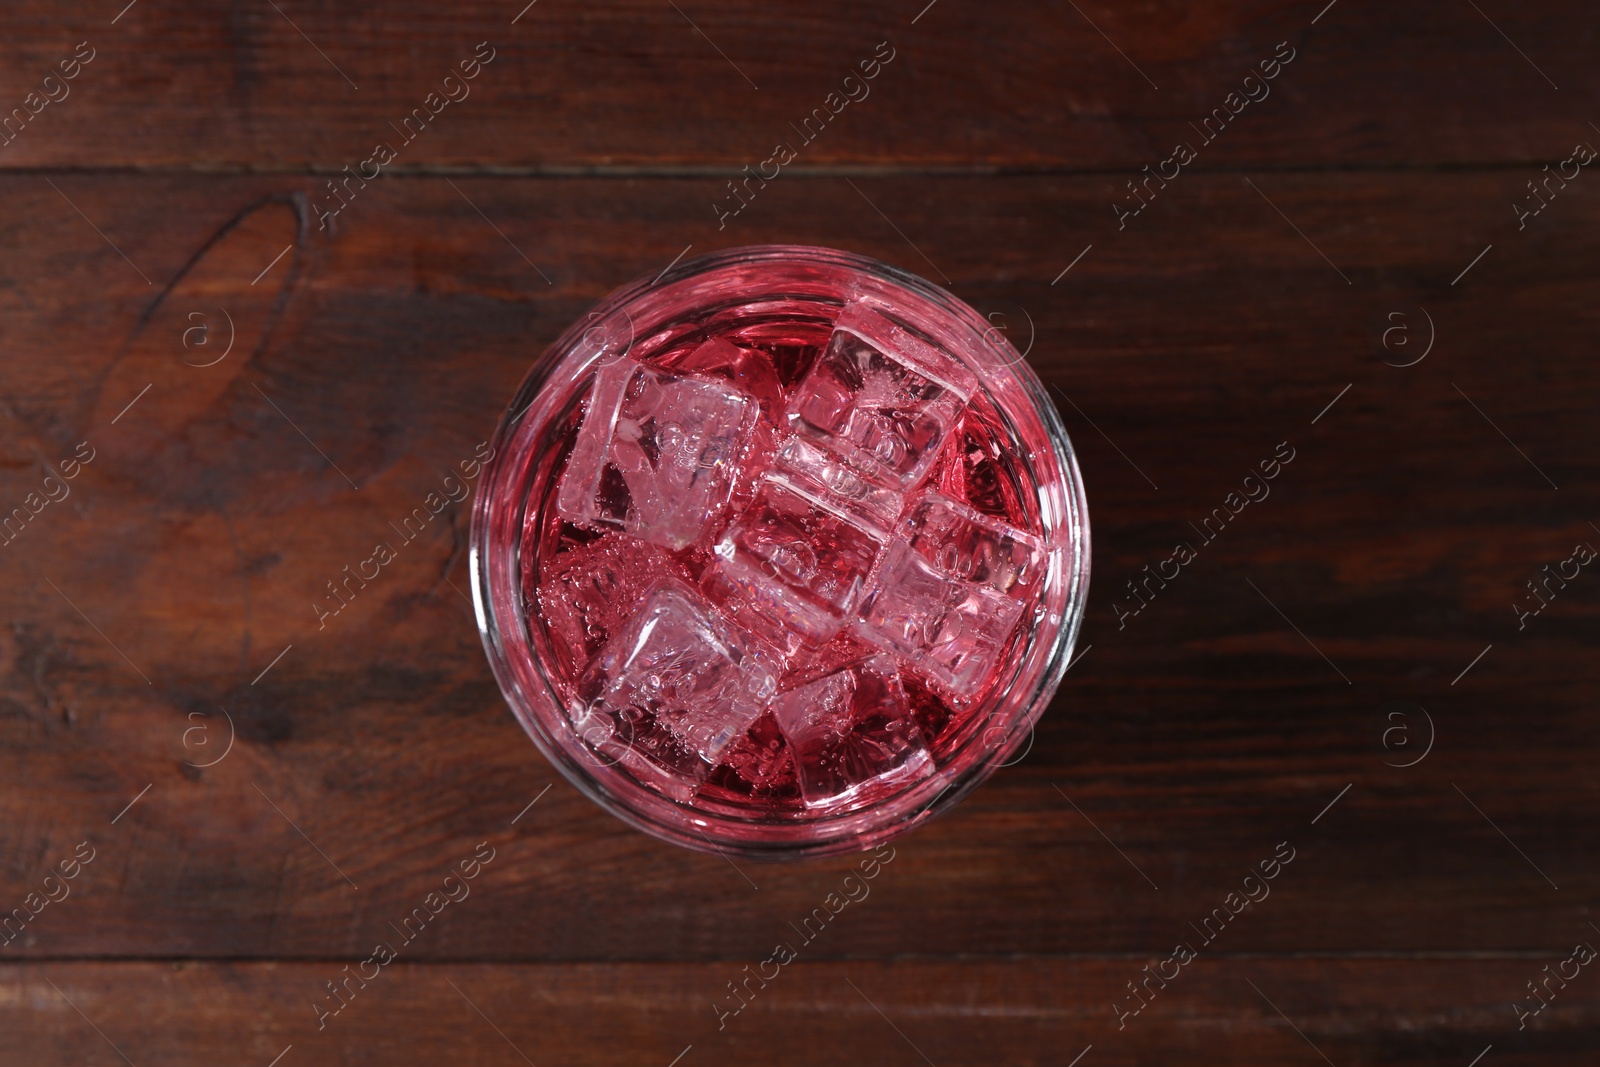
[523,295,1042,816]
[475,247,1087,854]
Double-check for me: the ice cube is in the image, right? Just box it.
[702,472,887,654]
[900,491,1044,595]
[536,534,687,668]
[659,338,787,523]
[769,654,931,807]
[856,492,1042,700]
[856,542,1026,700]
[571,579,776,796]
[774,436,905,528]
[778,629,878,689]
[787,301,977,492]
[557,357,756,551]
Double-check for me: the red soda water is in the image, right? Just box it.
[473,247,1088,856]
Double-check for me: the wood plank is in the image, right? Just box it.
[2,959,1596,1065]
[0,172,1596,962]
[0,1,1594,169]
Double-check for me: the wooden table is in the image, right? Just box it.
[2,1,1596,1063]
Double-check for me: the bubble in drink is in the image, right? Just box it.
[536,533,690,666]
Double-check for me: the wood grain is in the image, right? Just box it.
[3,0,1599,1061]
[0,2,1593,170]
[0,174,1594,969]
[4,959,1597,1065]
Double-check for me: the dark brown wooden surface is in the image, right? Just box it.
[0,1,1596,169]
[3,1,1599,1064]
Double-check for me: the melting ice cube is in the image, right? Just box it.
[900,491,1045,594]
[571,579,776,796]
[787,301,977,492]
[660,337,786,518]
[769,654,930,807]
[557,357,756,551]
[702,472,887,655]
[774,436,906,529]
[856,492,1044,700]
[537,534,687,667]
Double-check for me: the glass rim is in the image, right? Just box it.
[470,243,1091,859]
